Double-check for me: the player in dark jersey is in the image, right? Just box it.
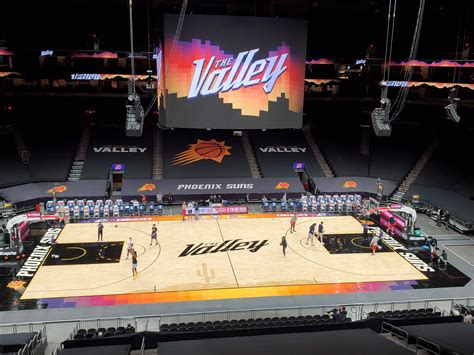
[150,223,158,246]
[97,222,104,242]
[280,236,288,257]
[131,250,138,277]
[306,223,316,246]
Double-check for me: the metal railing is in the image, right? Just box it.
[402,199,474,232]
[360,300,433,319]
[14,325,47,355]
[416,336,441,355]
[0,296,472,353]
[139,336,145,355]
[449,214,474,232]
[0,323,45,335]
[381,322,409,348]
[69,317,138,339]
[451,297,473,312]
[153,297,474,329]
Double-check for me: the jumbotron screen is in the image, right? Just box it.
[160,14,307,129]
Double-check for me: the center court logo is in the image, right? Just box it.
[179,239,269,257]
[172,139,232,166]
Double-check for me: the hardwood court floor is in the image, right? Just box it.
[21,216,427,300]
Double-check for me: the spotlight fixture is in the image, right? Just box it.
[444,88,461,123]
[371,97,392,137]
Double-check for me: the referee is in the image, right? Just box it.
[97,222,104,242]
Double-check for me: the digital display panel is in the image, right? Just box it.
[380,210,407,240]
[292,162,305,170]
[160,15,307,129]
[111,163,125,171]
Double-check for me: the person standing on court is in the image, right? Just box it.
[97,222,104,242]
[181,201,187,221]
[156,192,163,204]
[436,208,442,227]
[306,223,316,246]
[280,236,288,257]
[131,250,138,278]
[126,237,134,259]
[193,201,200,220]
[50,234,58,259]
[150,224,158,246]
[290,213,297,233]
[370,231,381,255]
[444,210,450,230]
[363,222,370,244]
[318,221,325,245]
[438,249,448,266]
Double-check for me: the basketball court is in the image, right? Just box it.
[21,215,427,302]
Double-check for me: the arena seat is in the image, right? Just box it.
[450,177,474,199]
[70,325,135,340]
[163,129,251,178]
[407,184,474,222]
[0,133,31,188]
[368,122,434,181]
[249,130,325,177]
[415,125,474,198]
[365,307,438,320]
[310,105,369,177]
[310,103,443,181]
[81,126,153,179]
[159,314,352,333]
[24,124,79,182]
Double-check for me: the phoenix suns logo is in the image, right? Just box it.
[275,181,290,190]
[47,185,67,194]
[343,180,357,188]
[7,280,27,292]
[179,239,269,257]
[138,183,156,192]
[172,139,232,166]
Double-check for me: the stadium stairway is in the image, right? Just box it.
[391,137,439,202]
[13,126,31,164]
[67,126,91,181]
[303,125,335,178]
[242,131,262,178]
[152,127,164,180]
